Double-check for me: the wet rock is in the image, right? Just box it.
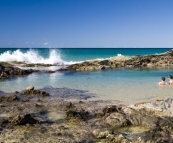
[0,104,6,107]
[138,127,172,143]
[10,114,39,125]
[95,105,120,117]
[0,94,18,102]
[21,99,30,102]
[46,70,55,73]
[0,62,34,80]
[21,63,56,67]
[113,134,131,143]
[97,130,109,139]
[65,102,75,109]
[79,101,83,104]
[105,112,131,128]
[22,89,49,97]
[0,118,9,127]
[40,91,50,96]
[93,130,131,142]
[93,129,101,137]
[66,109,89,120]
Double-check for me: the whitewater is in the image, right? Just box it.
[0,49,78,65]
[0,48,172,65]
[0,48,124,65]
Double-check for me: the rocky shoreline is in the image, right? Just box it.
[59,49,173,71]
[1,49,173,142]
[0,62,58,80]
[0,62,35,80]
[0,86,173,142]
[1,49,173,80]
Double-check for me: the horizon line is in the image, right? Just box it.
[0,47,173,49]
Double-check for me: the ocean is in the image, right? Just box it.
[0,48,173,104]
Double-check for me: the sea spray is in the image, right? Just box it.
[0,49,79,65]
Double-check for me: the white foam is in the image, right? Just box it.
[0,49,79,65]
[117,53,123,56]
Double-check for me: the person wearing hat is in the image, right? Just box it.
[168,75,173,85]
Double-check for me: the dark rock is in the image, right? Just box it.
[65,102,74,109]
[0,118,9,127]
[0,94,18,102]
[66,109,89,120]
[46,70,55,73]
[79,101,83,104]
[22,89,49,97]
[21,63,56,67]
[21,99,30,102]
[139,127,172,143]
[0,62,34,80]
[95,105,120,117]
[105,112,131,127]
[40,91,50,96]
[10,114,39,125]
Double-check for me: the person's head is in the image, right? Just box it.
[168,75,173,80]
[162,77,165,81]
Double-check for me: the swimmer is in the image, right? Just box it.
[168,75,173,85]
[157,77,168,85]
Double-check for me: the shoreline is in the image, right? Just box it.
[1,49,173,80]
[1,49,173,142]
[59,49,173,71]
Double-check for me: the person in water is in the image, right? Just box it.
[168,75,173,85]
[157,77,168,85]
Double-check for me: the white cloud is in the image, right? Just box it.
[44,42,49,45]
[26,42,29,44]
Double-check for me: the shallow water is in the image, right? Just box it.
[1,67,173,104]
[33,111,66,124]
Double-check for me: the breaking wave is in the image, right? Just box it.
[0,49,79,65]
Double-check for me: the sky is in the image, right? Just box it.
[0,0,173,48]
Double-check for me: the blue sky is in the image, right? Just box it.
[0,0,173,48]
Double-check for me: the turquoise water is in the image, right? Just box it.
[0,48,173,104]
[1,67,173,104]
[0,48,172,63]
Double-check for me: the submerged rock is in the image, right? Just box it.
[22,88,49,97]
